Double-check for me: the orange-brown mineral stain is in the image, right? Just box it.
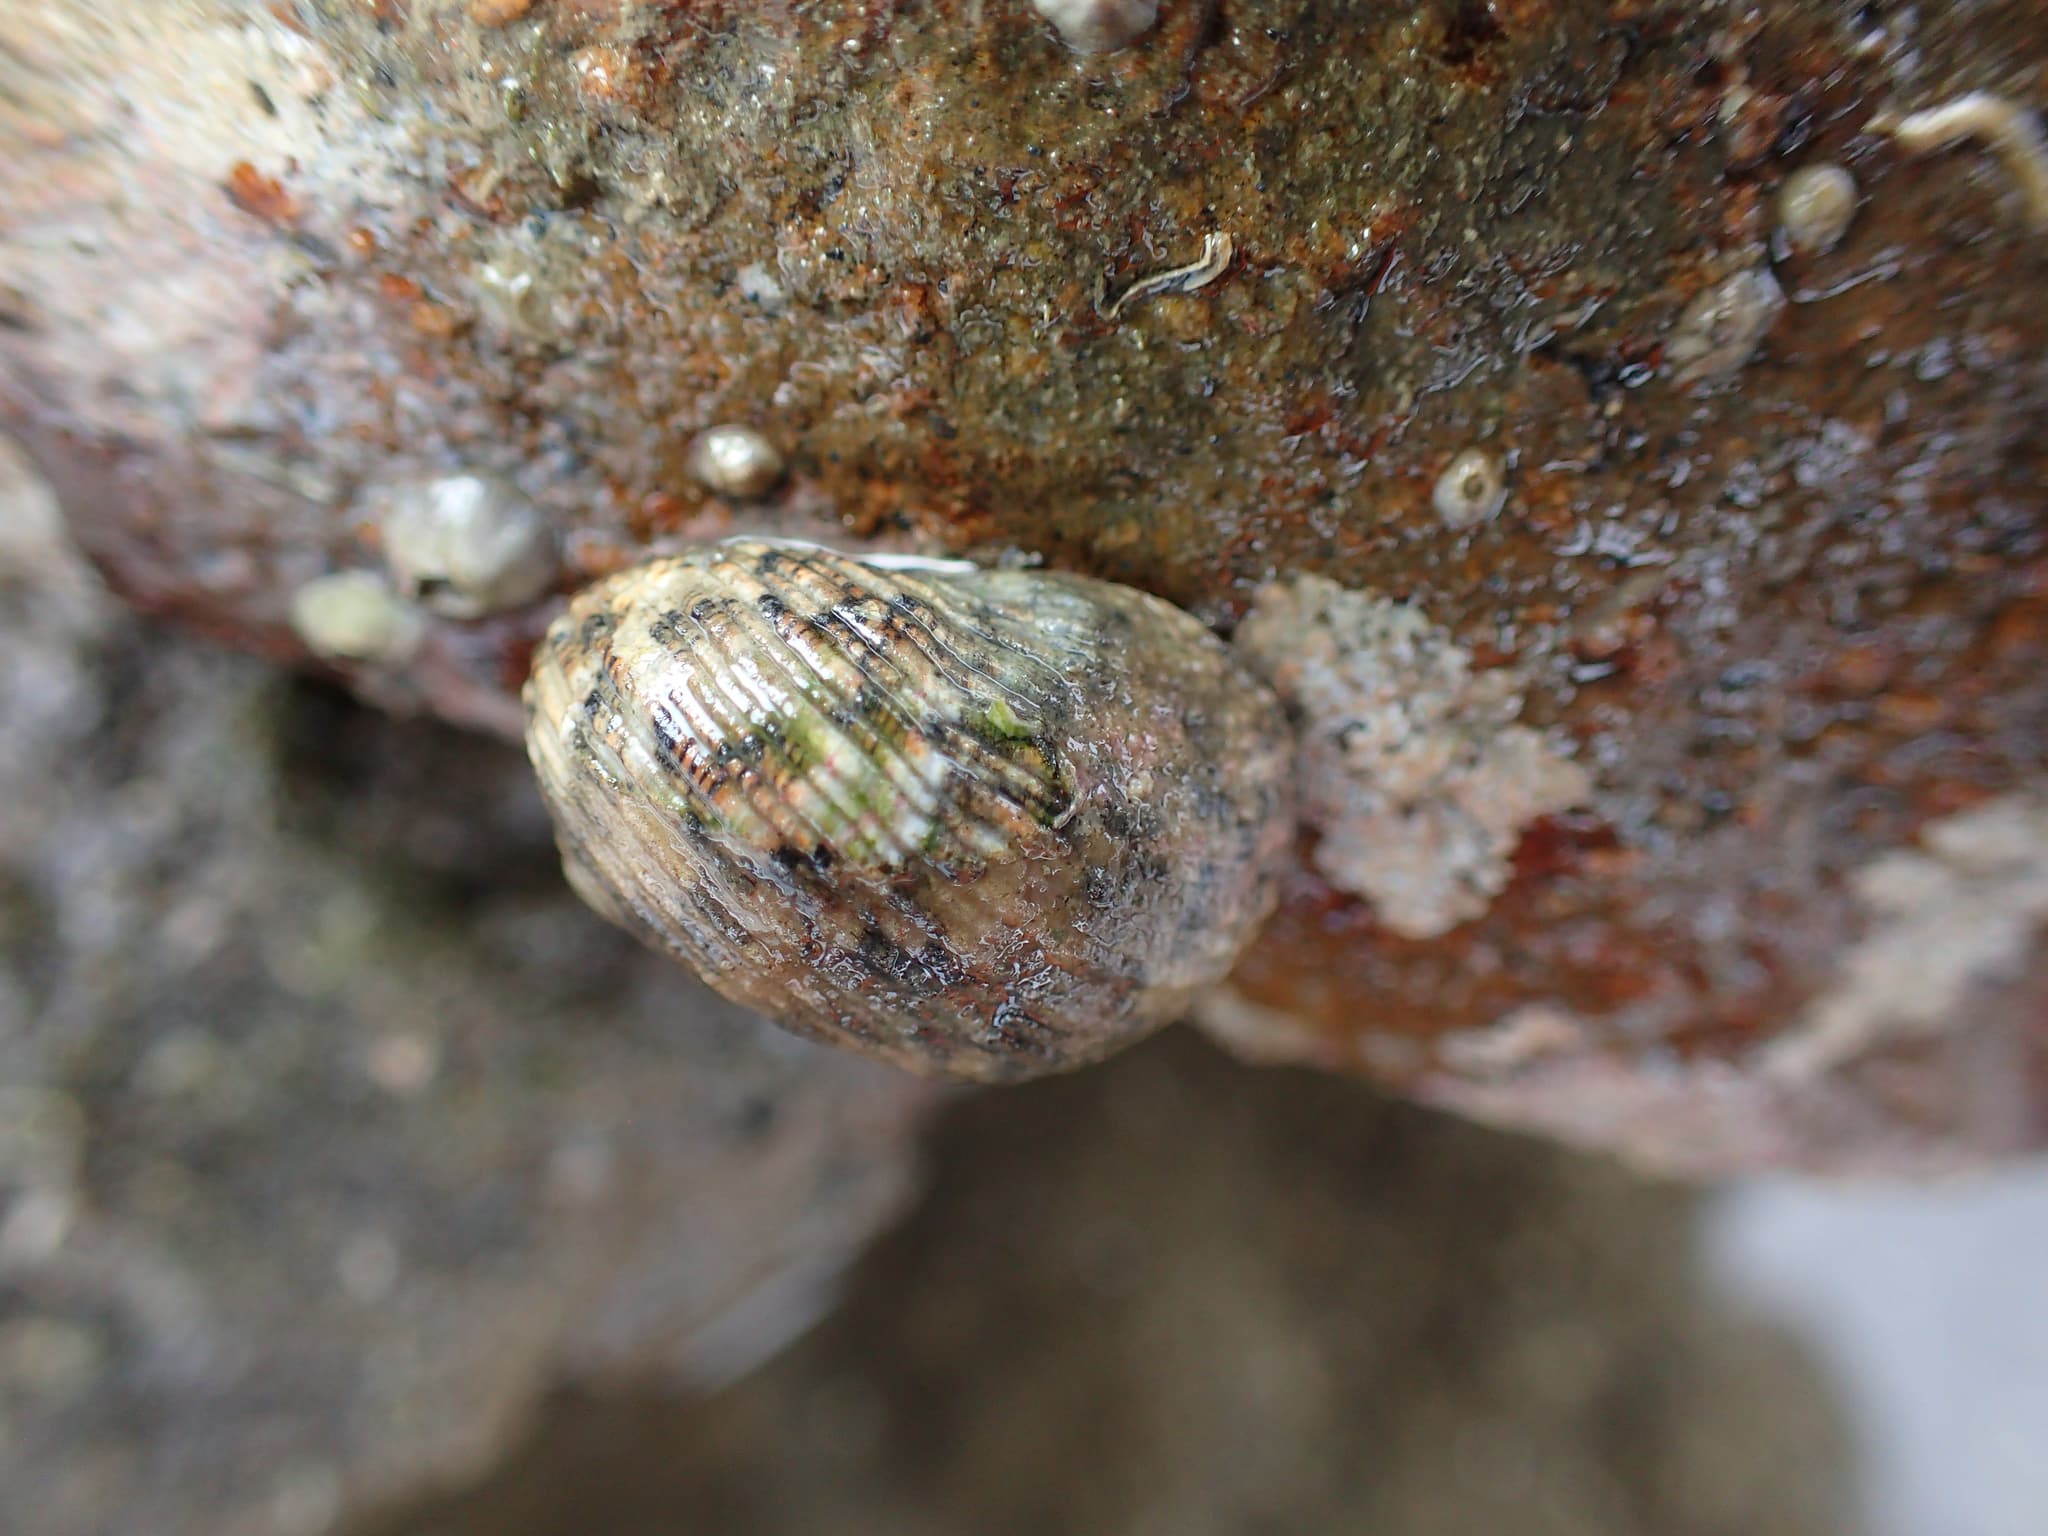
[468,0,534,25]
[224,162,300,224]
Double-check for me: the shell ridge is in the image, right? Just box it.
[742,610,939,868]
[667,599,768,759]
[591,651,676,799]
[911,574,1094,704]
[804,634,1060,864]
[849,578,1079,829]
[667,593,882,860]
[776,628,949,833]
[733,566,973,867]
[877,576,1068,719]
[724,638,902,861]
[808,607,1053,819]
[636,568,1072,864]
[705,559,1029,871]
[885,576,1090,807]
[657,603,793,838]
[778,608,958,815]
[655,673,730,800]
[762,556,1072,845]
[758,554,983,775]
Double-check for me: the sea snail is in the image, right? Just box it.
[524,539,1294,1081]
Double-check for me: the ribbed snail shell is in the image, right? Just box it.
[523,540,1293,1081]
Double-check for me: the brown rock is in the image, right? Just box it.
[4,0,2045,1175]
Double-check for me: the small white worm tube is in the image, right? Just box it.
[1874,92,2048,233]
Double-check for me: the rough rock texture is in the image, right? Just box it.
[0,445,931,1536]
[5,0,2047,1171]
[1235,574,1591,939]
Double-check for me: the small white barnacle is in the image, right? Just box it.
[377,473,556,619]
[1432,447,1508,529]
[522,540,1294,1082]
[1032,0,1159,54]
[289,571,426,664]
[1667,268,1786,384]
[1874,91,2048,233]
[1776,163,1858,255]
[686,424,787,500]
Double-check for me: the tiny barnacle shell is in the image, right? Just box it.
[687,425,786,501]
[1667,268,1786,384]
[524,540,1294,1081]
[290,571,425,664]
[1776,163,1858,255]
[1432,448,1507,529]
[1032,0,1159,54]
[378,473,556,619]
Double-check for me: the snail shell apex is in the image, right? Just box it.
[524,541,1293,1081]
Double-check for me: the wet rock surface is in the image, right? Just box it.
[0,448,931,1536]
[4,0,2046,1169]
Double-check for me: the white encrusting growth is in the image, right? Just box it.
[1763,793,2048,1081]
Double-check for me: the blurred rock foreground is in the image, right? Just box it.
[368,1035,1853,1536]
